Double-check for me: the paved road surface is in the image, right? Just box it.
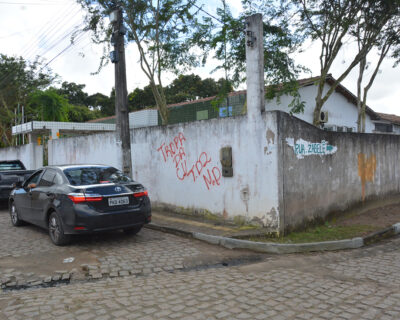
[0,206,399,319]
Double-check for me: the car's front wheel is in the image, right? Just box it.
[48,212,70,246]
[123,225,143,236]
[9,202,23,226]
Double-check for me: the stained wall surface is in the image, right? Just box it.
[48,114,281,230]
[278,111,400,231]
[0,143,43,169]
[131,113,281,230]
[48,133,121,170]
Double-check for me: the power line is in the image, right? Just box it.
[20,2,78,59]
[192,3,223,25]
[42,30,89,68]
[23,4,82,60]
[0,1,62,5]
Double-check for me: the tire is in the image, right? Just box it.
[48,212,70,246]
[9,202,23,226]
[123,225,143,236]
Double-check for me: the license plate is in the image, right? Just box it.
[108,196,129,206]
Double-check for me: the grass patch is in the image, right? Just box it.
[236,225,261,231]
[248,223,378,244]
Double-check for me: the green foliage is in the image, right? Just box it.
[86,92,114,116]
[249,224,377,243]
[67,104,96,122]
[0,54,54,146]
[128,86,155,111]
[28,89,69,122]
[78,0,204,124]
[193,0,307,114]
[166,74,231,105]
[275,0,400,125]
[55,81,89,106]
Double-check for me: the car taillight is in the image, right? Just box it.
[68,193,103,203]
[133,190,148,198]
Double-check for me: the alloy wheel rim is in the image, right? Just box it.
[11,205,18,224]
[49,217,60,241]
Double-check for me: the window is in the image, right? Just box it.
[219,106,233,118]
[336,126,344,132]
[38,169,56,187]
[54,172,64,185]
[64,166,132,186]
[24,170,43,188]
[0,161,24,171]
[196,110,208,120]
[346,127,354,133]
[375,123,393,133]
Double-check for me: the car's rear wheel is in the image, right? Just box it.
[10,202,23,226]
[48,212,70,246]
[123,225,143,236]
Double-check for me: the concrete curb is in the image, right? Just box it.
[145,222,400,254]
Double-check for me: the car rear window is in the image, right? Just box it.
[0,161,24,171]
[63,167,132,186]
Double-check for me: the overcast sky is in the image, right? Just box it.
[0,0,399,115]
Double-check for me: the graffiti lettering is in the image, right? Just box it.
[157,133,221,190]
[286,138,337,159]
[203,167,222,190]
[157,133,186,162]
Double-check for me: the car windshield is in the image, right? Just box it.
[0,161,24,171]
[63,167,132,186]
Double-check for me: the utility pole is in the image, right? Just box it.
[245,14,265,123]
[110,5,132,177]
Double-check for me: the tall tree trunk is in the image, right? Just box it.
[313,77,325,126]
[357,57,366,132]
[149,81,169,125]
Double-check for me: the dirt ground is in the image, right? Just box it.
[333,199,400,229]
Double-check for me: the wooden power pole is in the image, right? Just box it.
[111,6,132,177]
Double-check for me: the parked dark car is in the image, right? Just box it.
[0,160,34,200]
[9,165,151,245]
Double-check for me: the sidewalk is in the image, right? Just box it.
[146,199,400,254]
[147,210,268,238]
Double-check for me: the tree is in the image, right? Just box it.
[278,0,398,126]
[194,0,306,114]
[28,89,69,122]
[67,104,96,122]
[86,92,114,116]
[78,0,203,124]
[0,54,54,147]
[55,81,89,106]
[128,85,155,111]
[355,3,400,132]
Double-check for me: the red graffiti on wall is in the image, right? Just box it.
[157,133,221,190]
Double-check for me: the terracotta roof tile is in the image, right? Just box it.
[87,75,385,123]
[377,113,400,125]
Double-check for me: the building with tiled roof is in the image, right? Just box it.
[89,75,397,134]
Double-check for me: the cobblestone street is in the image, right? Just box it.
[0,207,400,319]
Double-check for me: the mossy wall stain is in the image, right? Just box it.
[358,153,376,201]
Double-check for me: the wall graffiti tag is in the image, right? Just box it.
[157,133,221,190]
[286,138,337,159]
[358,153,376,201]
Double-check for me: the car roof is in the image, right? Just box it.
[45,164,113,170]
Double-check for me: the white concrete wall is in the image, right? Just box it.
[131,113,280,229]
[47,114,281,230]
[0,143,43,169]
[48,133,121,170]
[267,84,375,133]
